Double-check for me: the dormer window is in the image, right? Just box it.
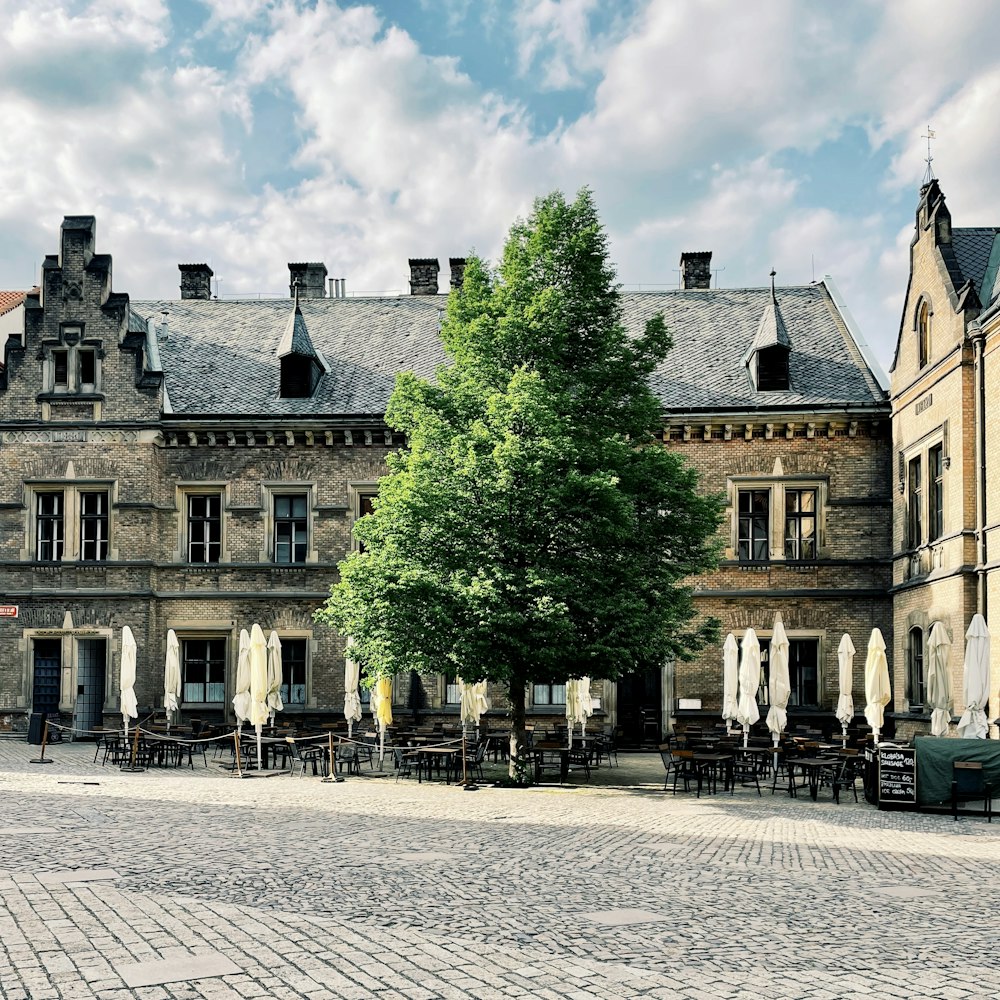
[276,299,326,399]
[755,346,789,391]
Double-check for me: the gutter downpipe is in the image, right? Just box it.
[970,320,987,621]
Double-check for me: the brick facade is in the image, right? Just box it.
[0,215,896,744]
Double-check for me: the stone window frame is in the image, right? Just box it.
[43,323,102,394]
[21,480,118,562]
[727,476,828,564]
[259,482,318,564]
[173,483,231,564]
[532,682,567,707]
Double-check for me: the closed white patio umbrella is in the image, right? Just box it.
[163,629,181,731]
[232,629,251,727]
[120,625,138,739]
[266,630,284,724]
[721,633,739,730]
[926,621,952,737]
[836,633,856,745]
[344,643,362,738]
[371,676,393,765]
[958,614,990,739]
[571,676,593,744]
[766,615,790,748]
[248,624,269,770]
[564,679,578,748]
[863,628,891,744]
[459,676,490,740]
[736,628,762,748]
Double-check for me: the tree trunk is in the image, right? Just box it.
[508,674,530,782]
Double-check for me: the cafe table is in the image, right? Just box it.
[791,756,841,800]
[405,746,462,783]
[691,752,734,796]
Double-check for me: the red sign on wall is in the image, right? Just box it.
[0,605,18,618]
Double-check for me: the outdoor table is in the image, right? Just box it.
[405,747,461,783]
[691,753,734,796]
[791,756,841,800]
[533,744,570,782]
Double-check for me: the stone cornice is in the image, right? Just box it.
[662,414,887,442]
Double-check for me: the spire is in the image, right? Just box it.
[921,125,936,186]
[277,298,327,399]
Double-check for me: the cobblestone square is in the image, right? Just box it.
[0,741,997,999]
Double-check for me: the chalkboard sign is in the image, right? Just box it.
[878,744,917,808]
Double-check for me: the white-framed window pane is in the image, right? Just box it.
[36,492,65,561]
[182,638,226,702]
[188,494,221,563]
[738,489,769,562]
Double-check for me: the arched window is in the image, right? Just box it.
[907,626,925,708]
[917,301,930,368]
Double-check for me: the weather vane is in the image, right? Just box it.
[922,125,936,184]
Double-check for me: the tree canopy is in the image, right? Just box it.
[316,188,721,735]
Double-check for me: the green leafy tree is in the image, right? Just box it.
[316,188,721,769]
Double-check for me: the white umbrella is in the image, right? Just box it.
[459,676,490,740]
[736,628,761,748]
[266,630,284,723]
[232,629,251,726]
[765,615,790,747]
[248,624,269,769]
[344,644,362,738]
[371,676,393,764]
[958,614,990,739]
[863,627,891,743]
[564,679,578,748]
[573,676,593,743]
[721,633,739,728]
[836,633,856,745]
[163,629,181,731]
[926,621,952,737]
[120,625,138,738]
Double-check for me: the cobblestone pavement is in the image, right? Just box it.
[0,739,998,999]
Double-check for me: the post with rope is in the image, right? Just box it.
[233,728,244,778]
[29,717,54,764]
[121,718,145,772]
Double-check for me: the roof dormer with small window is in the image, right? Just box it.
[743,271,791,392]
[277,291,327,399]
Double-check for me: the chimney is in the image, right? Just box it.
[288,262,328,299]
[409,258,439,295]
[178,263,214,300]
[449,257,467,291]
[679,251,712,290]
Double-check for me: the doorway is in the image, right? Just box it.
[616,667,662,747]
[32,639,62,716]
[74,638,107,738]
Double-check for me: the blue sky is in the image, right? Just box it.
[2,0,1000,371]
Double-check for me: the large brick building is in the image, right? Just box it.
[0,215,891,742]
[890,178,1000,739]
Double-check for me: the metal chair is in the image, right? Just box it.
[952,761,993,822]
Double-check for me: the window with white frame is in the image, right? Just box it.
[278,638,307,706]
[30,485,111,562]
[738,489,770,562]
[532,683,566,706]
[182,638,226,703]
[733,479,825,565]
[907,456,922,548]
[273,494,308,564]
[755,635,820,709]
[186,493,222,563]
[445,675,461,705]
[928,444,944,542]
[784,488,817,561]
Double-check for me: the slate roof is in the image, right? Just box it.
[131,280,886,418]
[950,228,1000,300]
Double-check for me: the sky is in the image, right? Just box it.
[1,0,999,373]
